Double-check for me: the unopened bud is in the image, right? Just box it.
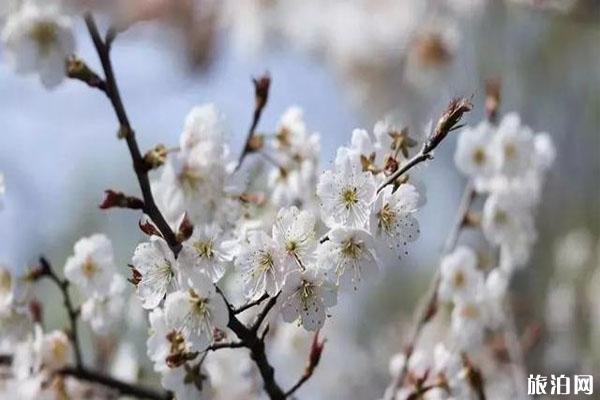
[253,73,271,111]
[485,78,501,123]
[247,134,265,153]
[307,331,326,375]
[176,213,194,243]
[139,218,163,237]
[100,190,144,210]
[144,144,169,170]
[66,56,106,92]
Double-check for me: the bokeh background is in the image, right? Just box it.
[1,1,599,398]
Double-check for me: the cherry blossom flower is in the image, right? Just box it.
[131,236,178,309]
[490,113,535,178]
[164,282,229,352]
[318,227,378,291]
[64,234,116,296]
[1,1,74,88]
[280,266,337,331]
[235,230,286,299]
[317,153,376,229]
[272,206,317,271]
[39,330,72,371]
[438,246,484,303]
[146,307,171,372]
[454,121,496,182]
[451,295,488,351]
[369,184,420,260]
[80,274,127,335]
[179,224,231,284]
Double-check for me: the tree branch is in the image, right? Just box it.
[382,182,476,400]
[83,13,180,255]
[377,97,472,193]
[60,366,170,400]
[234,292,270,314]
[39,257,83,369]
[236,74,271,171]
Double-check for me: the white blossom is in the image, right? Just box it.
[317,152,376,229]
[64,233,115,296]
[1,1,74,88]
[280,266,337,331]
[369,184,420,260]
[235,230,286,300]
[454,121,496,181]
[438,246,483,303]
[80,274,127,335]
[179,224,231,284]
[272,206,317,271]
[318,227,378,291]
[164,282,228,352]
[39,330,72,371]
[132,237,178,309]
[146,307,171,372]
[451,295,488,351]
[490,113,535,178]
[160,363,212,400]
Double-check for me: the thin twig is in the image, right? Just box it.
[83,13,180,255]
[39,257,83,369]
[251,292,280,333]
[236,74,271,171]
[205,341,245,351]
[234,292,270,314]
[382,182,476,400]
[60,366,170,400]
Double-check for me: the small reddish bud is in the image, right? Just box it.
[253,73,271,111]
[176,213,194,243]
[128,265,142,286]
[139,218,163,237]
[100,190,144,210]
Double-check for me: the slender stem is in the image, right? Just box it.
[504,303,528,400]
[234,292,269,314]
[252,293,280,333]
[205,341,245,351]
[285,374,311,398]
[83,13,180,255]
[39,257,83,369]
[60,366,170,400]
[382,182,476,400]
[377,151,432,193]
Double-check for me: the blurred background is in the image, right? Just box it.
[1,0,599,398]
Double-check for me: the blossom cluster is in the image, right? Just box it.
[386,112,555,399]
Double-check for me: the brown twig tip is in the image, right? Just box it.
[100,190,145,210]
[485,79,501,123]
[253,73,271,110]
[424,97,473,154]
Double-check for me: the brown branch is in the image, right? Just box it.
[382,182,476,400]
[236,73,271,171]
[39,257,83,369]
[234,292,270,314]
[60,366,170,400]
[217,288,286,400]
[251,292,280,333]
[83,13,180,255]
[83,14,284,399]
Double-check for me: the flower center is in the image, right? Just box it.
[494,209,509,225]
[504,143,517,160]
[257,251,275,273]
[453,270,466,289]
[341,238,362,260]
[286,241,298,253]
[300,280,315,308]
[30,21,58,56]
[82,257,99,279]
[377,203,397,233]
[341,187,359,209]
[51,338,68,363]
[193,240,214,259]
[472,148,486,166]
[179,166,202,192]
